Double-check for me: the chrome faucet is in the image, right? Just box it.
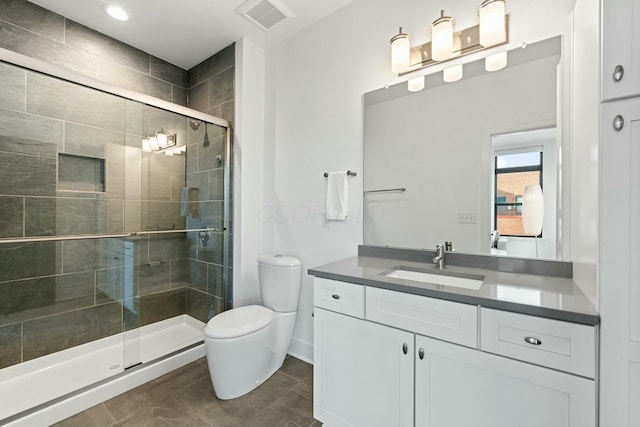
[433,244,445,270]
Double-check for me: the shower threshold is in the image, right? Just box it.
[0,314,205,425]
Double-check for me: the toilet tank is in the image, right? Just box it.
[258,255,302,313]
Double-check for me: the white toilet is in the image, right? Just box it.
[203,254,302,400]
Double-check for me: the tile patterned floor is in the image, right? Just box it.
[54,356,321,427]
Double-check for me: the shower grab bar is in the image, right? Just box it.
[364,188,407,194]
[0,228,220,244]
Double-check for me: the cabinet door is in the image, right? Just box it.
[415,335,595,427]
[313,308,414,427]
[602,0,640,100]
[600,100,640,427]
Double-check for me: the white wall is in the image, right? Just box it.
[258,0,577,362]
[233,39,267,307]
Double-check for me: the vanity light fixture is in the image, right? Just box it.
[407,75,425,92]
[431,10,454,61]
[102,4,129,21]
[141,130,177,153]
[443,64,463,82]
[389,1,508,83]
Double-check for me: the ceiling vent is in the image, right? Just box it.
[235,0,295,31]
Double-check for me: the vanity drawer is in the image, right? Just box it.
[365,287,478,348]
[480,308,596,378]
[314,278,365,318]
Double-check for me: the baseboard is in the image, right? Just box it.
[288,337,313,364]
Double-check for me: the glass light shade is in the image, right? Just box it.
[485,51,507,71]
[149,136,159,151]
[431,11,454,61]
[390,28,411,74]
[141,138,151,152]
[479,0,506,47]
[522,184,544,235]
[157,132,168,148]
[407,76,425,92]
[443,65,463,82]
[102,4,129,21]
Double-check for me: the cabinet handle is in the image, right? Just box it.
[613,64,624,82]
[331,294,340,300]
[418,348,424,360]
[524,337,542,346]
[402,343,408,355]
[614,115,625,131]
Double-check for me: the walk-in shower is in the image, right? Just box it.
[0,49,232,425]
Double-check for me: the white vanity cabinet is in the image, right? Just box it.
[313,278,414,427]
[313,277,597,427]
[599,98,640,426]
[414,335,596,427]
[602,0,640,101]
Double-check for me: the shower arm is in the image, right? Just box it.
[0,228,220,244]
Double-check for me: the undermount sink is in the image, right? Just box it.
[382,266,485,290]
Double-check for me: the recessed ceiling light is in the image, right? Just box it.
[102,4,129,21]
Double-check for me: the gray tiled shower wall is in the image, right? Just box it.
[0,0,235,370]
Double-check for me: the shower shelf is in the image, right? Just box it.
[0,228,218,244]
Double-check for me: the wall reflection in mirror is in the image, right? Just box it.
[363,36,565,260]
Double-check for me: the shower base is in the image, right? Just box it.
[0,314,206,426]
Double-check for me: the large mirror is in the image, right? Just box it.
[364,36,564,260]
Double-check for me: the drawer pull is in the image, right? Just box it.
[613,64,624,82]
[331,294,340,300]
[524,337,542,346]
[418,348,425,360]
[614,115,625,131]
[402,343,408,355]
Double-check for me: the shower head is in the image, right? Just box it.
[189,119,202,130]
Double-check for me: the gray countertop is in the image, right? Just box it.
[308,256,599,325]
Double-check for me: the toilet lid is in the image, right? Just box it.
[204,305,273,339]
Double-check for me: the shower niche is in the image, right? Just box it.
[0,58,231,423]
[58,153,106,193]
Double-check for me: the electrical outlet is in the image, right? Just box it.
[458,212,476,224]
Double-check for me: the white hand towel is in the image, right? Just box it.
[325,171,349,221]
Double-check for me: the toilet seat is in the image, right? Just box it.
[204,305,273,339]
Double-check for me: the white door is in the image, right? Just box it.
[313,308,414,427]
[602,0,640,101]
[600,100,640,427]
[414,335,595,427]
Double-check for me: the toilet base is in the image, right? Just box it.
[205,311,297,400]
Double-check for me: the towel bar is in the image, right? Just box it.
[364,188,407,194]
[324,170,357,177]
